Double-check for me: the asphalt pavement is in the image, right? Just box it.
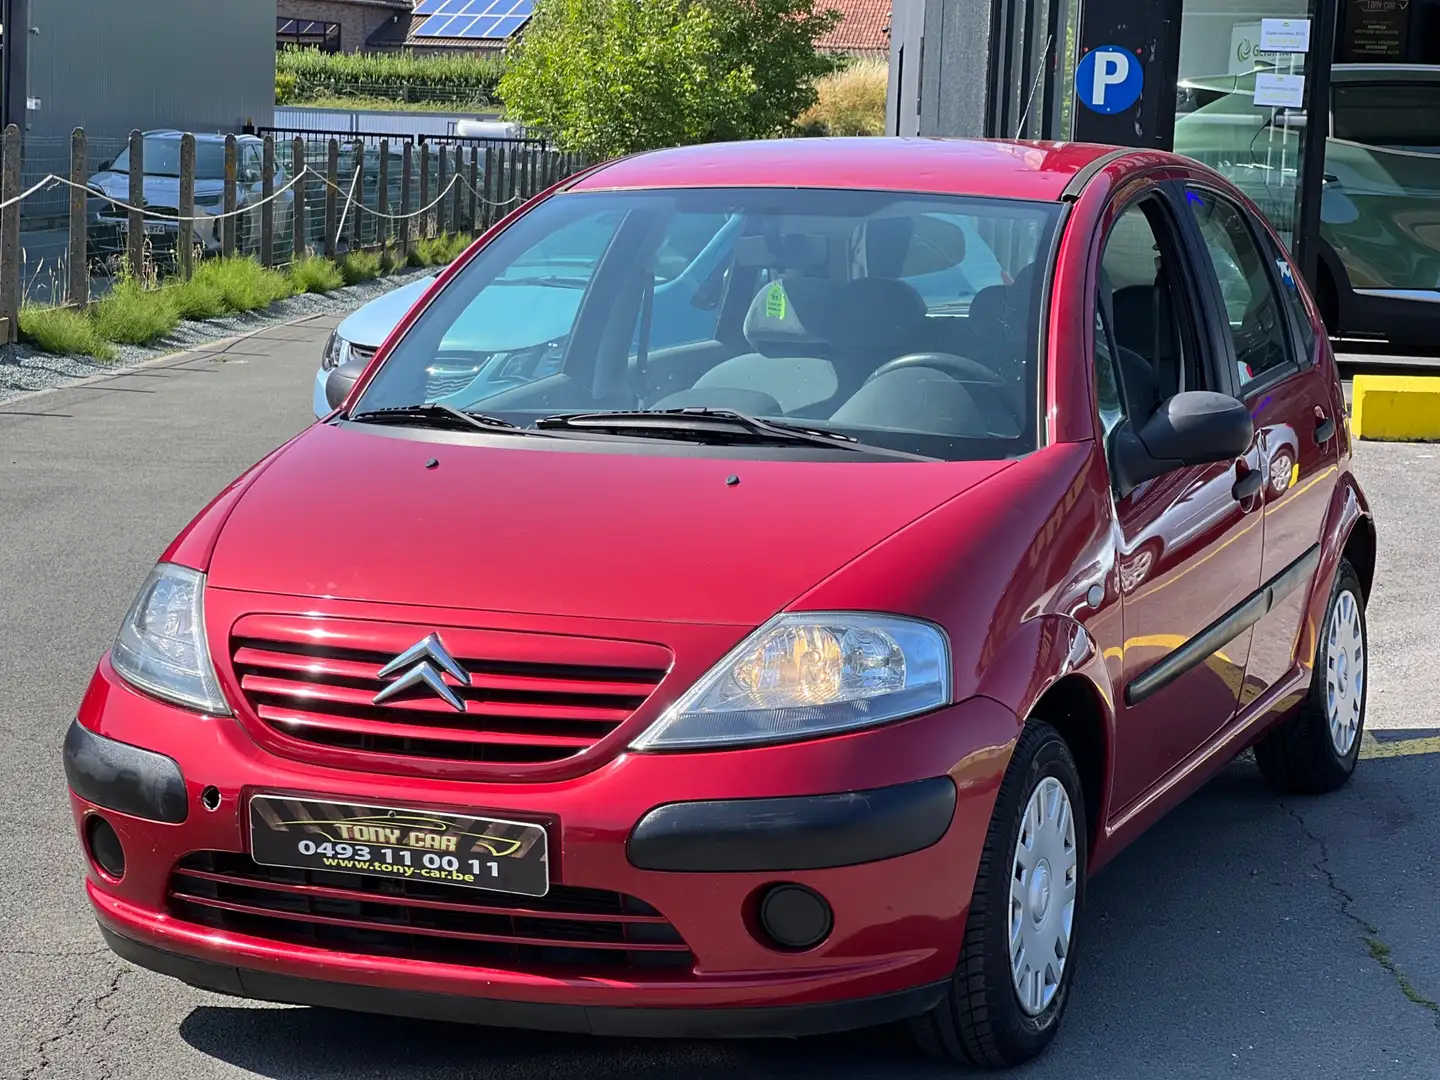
[0,328,1437,1079]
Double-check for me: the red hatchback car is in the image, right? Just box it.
[65,139,1374,1068]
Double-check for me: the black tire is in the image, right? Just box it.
[910,721,1087,1068]
[1254,559,1367,794]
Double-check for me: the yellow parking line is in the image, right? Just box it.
[1360,731,1440,760]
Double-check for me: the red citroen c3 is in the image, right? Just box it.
[64,139,1374,1068]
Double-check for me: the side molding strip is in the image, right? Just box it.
[1126,543,1321,706]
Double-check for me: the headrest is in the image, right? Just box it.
[830,277,929,352]
[743,277,845,354]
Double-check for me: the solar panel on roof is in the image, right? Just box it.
[414,0,534,38]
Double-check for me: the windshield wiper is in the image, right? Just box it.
[535,408,936,460]
[489,275,589,289]
[347,403,524,433]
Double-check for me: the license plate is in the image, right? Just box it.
[143,221,170,235]
[249,795,549,897]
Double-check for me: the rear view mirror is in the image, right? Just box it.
[1112,391,1254,496]
[325,358,367,412]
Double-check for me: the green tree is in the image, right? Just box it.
[499,0,842,158]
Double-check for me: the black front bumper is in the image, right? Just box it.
[63,720,188,823]
[627,777,957,873]
[100,926,947,1038]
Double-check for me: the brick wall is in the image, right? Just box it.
[277,0,406,52]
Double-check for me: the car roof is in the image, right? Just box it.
[568,138,1126,203]
[141,129,259,144]
[1331,64,1440,84]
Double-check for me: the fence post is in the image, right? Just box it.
[178,134,196,282]
[292,136,308,262]
[468,147,480,236]
[504,145,517,216]
[260,136,275,268]
[68,128,89,308]
[351,140,365,252]
[452,146,464,235]
[0,125,20,343]
[418,142,430,241]
[482,146,498,232]
[222,134,237,259]
[324,139,339,258]
[377,141,390,251]
[127,130,144,276]
[400,142,413,259]
[436,144,448,236]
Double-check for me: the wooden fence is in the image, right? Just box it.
[0,123,586,344]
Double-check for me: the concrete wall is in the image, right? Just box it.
[23,0,275,145]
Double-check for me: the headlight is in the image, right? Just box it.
[631,613,949,751]
[321,332,352,372]
[111,563,230,715]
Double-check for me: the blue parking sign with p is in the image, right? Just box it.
[1076,46,1144,115]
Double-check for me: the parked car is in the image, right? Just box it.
[66,138,1373,1069]
[87,131,293,262]
[1174,63,1440,348]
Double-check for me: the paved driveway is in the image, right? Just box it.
[0,329,1436,1079]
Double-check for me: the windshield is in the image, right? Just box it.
[110,139,228,180]
[353,187,1060,461]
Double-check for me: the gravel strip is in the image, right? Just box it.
[0,268,436,406]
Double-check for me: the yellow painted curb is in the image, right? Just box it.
[1360,731,1440,760]
[1352,375,1440,442]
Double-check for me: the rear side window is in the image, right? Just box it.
[1184,189,1293,392]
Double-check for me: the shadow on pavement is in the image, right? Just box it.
[176,757,1439,1080]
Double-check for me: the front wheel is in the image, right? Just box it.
[1254,558,1367,794]
[911,721,1086,1068]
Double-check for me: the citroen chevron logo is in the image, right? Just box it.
[373,633,470,712]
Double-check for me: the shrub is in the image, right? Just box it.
[17,304,115,360]
[92,277,180,345]
[340,250,383,286]
[278,48,505,109]
[290,254,346,294]
[797,58,889,137]
[167,275,228,321]
[499,0,841,158]
[407,233,470,268]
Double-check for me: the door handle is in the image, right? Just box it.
[1233,470,1263,502]
[1315,415,1336,444]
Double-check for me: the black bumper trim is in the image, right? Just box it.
[63,720,188,824]
[99,926,946,1038]
[627,777,957,873]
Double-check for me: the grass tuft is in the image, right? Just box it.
[91,277,180,345]
[408,233,470,268]
[190,257,293,313]
[18,304,115,360]
[289,255,346,294]
[167,277,228,321]
[796,58,888,137]
[339,249,383,286]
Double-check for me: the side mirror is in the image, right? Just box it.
[98,159,113,172]
[325,358,367,412]
[1112,391,1254,497]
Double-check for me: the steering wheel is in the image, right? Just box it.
[865,352,1009,387]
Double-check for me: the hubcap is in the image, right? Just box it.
[1326,589,1365,756]
[1008,776,1078,1017]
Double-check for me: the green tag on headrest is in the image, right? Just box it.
[765,281,787,320]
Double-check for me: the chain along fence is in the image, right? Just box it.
[0,123,587,344]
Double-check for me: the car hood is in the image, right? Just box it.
[207,423,1011,624]
[336,275,586,354]
[89,171,225,202]
[336,275,438,349]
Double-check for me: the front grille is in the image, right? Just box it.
[169,852,694,973]
[229,616,669,768]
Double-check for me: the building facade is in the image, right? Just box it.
[277,0,412,54]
